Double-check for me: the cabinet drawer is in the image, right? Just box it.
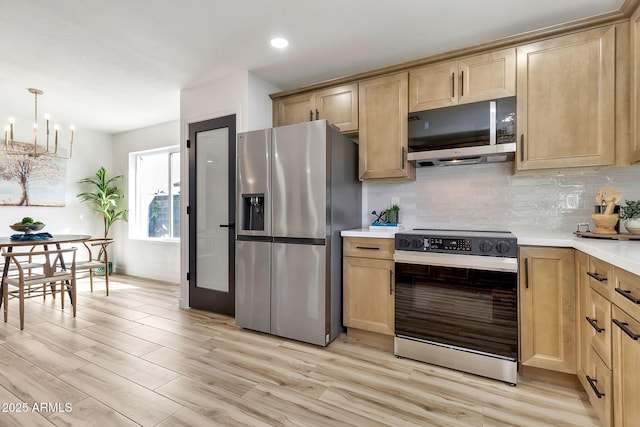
[343,237,394,260]
[611,305,640,427]
[588,257,614,299]
[587,288,612,368]
[612,267,640,319]
[584,348,613,427]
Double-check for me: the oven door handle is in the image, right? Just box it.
[394,251,518,273]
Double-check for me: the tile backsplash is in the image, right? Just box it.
[364,163,640,233]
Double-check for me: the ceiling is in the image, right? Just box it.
[0,0,625,134]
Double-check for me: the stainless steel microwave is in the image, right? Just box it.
[407,97,516,166]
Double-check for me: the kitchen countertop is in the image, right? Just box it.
[341,228,640,276]
[341,228,398,239]
[516,230,640,276]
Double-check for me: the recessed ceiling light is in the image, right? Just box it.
[270,37,289,49]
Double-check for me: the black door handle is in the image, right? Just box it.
[219,223,235,228]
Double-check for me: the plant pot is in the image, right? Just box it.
[624,218,640,234]
[95,261,113,276]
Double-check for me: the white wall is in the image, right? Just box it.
[0,115,112,239]
[365,163,640,233]
[248,73,280,131]
[179,71,277,307]
[111,120,181,283]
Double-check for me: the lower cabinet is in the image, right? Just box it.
[612,305,640,427]
[575,252,640,427]
[519,246,576,373]
[343,237,395,336]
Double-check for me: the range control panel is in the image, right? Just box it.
[395,230,517,258]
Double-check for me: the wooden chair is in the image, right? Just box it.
[75,238,114,296]
[1,247,77,330]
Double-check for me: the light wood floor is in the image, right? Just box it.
[0,275,599,426]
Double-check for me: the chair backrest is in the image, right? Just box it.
[2,247,77,278]
[81,238,114,261]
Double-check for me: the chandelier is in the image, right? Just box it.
[3,88,75,159]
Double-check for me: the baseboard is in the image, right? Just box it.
[519,365,583,391]
[345,328,394,351]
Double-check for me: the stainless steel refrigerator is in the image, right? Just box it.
[235,120,361,346]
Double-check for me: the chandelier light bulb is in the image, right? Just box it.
[44,113,50,120]
[9,117,15,124]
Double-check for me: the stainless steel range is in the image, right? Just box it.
[394,229,518,384]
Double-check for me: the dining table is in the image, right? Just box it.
[0,234,92,309]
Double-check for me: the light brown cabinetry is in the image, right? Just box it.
[612,305,640,427]
[516,26,616,170]
[576,251,590,382]
[519,247,576,374]
[343,237,395,336]
[575,254,640,427]
[409,47,516,112]
[358,72,415,181]
[273,83,358,133]
[631,6,640,163]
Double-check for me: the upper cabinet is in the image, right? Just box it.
[272,83,358,133]
[408,47,516,112]
[358,72,415,181]
[631,8,640,164]
[516,26,616,170]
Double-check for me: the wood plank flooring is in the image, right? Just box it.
[0,275,600,426]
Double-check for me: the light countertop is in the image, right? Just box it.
[341,228,640,276]
[341,228,398,239]
[516,230,640,276]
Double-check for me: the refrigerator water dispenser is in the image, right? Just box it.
[241,193,264,231]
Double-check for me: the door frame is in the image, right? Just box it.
[188,114,236,315]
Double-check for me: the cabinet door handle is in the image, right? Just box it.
[615,288,640,304]
[316,109,319,120]
[356,246,380,251]
[401,147,406,169]
[586,316,605,333]
[524,258,529,289]
[309,110,313,121]
[389,270,393,295]
[460,71,464,96]
[520,134,525,162]
[587,271,607,282]
[613,319,640,340]
[451,72,455,98]
[586,375,605,398]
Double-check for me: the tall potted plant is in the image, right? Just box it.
[77,166,128,260]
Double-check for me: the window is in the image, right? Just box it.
[129,146,180,240]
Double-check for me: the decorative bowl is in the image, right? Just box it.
[10,223,45,234]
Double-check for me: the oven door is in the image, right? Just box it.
[395,258,518,360]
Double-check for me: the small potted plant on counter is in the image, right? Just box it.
[620,199,640,234]
[384,204,400,225]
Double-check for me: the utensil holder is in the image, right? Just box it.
[592,213,619,235]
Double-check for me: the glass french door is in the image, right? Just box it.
[188,115,236,315]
